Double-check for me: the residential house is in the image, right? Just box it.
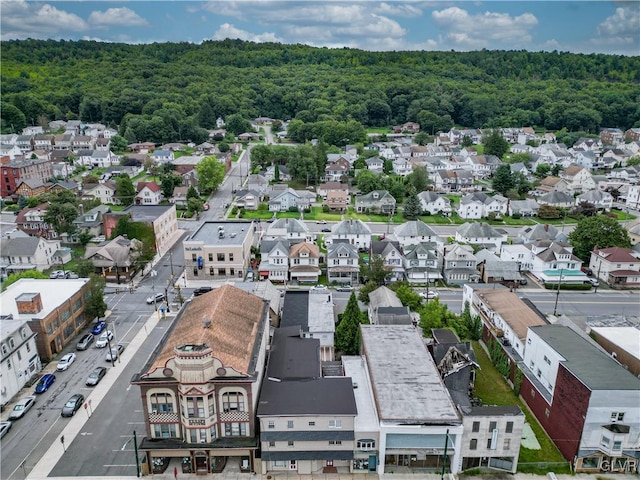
[258,239,290,283]
[317,182,348,201]
[364,157,384,174]
[51,161,74,180]
[527,241,586,285]
[326,220,372,250]
[359,325,463,474]
[326,240,359,284]
[52,133,73,151]
[33,134,54,151]
[16,203,57,240]
[402,242,441,283]
[0,278,91,362]
[0,235,62,278]
[152,149,174,164]
[600,128,624,146]
[576,190,614,212]
[289,242,321,284]
[88,150,118,168]
[324,158,350,182]
[182,221,254,282]
[475,249,522,285]
[195,142,217,155]
[508,199,540,217]
[71,135,93,151]
[263,164,290,182]
[517,224,567,244]
[394,220,442,249]
[626,219,640,245]
[443,244,479,285]
[625,185,640,210]
[392,157,413,176]
[536,176,570,195]
[560,165,596,194]
[0,313,40,406]
[0,156,53,198]
[247,174,269,196]
[14,178,53,198]
[72,204,111,241]
[393,121,420,133]
[238,132,262,141]
[127,142,155,153]
[465,154,503,179]
[173,155,204,175]
[367,286,412,325]
[136,181,163,205]
[355,190,396,215]
[457,193,508,219]
[416,191,451,216]
[432,169,474,193]
[0,144,23,160]
[625,128,640,142]
[538,191,575,209]
[522,325,640,473]
[131,285,270,475]
[15,134,34,153]
[455,222,508,251]
[590,247,640,288]
[264,218,312,244]
[119,205,178,258]
[82,181,118,205]
[268,188,313,212]
[448,128,482,145]
[235,190,261,211]
[84,235,143,284]
[170,186,189,209]
[322,191,349,213]
[574,151,599,171]
[370,240,404,282]
[94,137,110,151]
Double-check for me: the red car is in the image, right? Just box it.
[203,203,210,211]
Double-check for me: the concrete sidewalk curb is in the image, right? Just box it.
[27,311,161,480]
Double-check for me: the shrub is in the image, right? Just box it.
[543,283,592,290]
[511,212,521,219]
[288,206,299,213]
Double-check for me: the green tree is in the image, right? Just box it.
[195,156,226,194]
[77,231,93,246]
[360,254,392,286]
[226,114,253,136]
[414,131,430,146]
[457,302,482,340]
[335,292,362,355]
[535,163,551,178]
[188,197,204,213]
[109,135,127,153]
[111,216,155,268]
[537,204,562,219]
[403,192,423,220]
[85,274,108,320]
[408,166,429,192]
[483,130,509,159]
[43,200,78,237]
[2,270,48,289]
[418,298,451,336]
[568,215,631,262]
[461,135,474,147]
[357,280,378,304]
[187,186,200,200]
[115,175,136,207]
[492,164,515,195]
[355,169,380,194]
[75,258,95,277]
[160,174,176,198]
[389,282,422,311]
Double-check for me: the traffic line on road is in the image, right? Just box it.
[104,464,136,467]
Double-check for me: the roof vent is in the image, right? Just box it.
[202,317,212,329]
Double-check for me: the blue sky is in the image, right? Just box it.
[1,1,638,55]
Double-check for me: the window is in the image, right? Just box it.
[208,394,215,416]
[208,253,213,261]
[210,425,217,440]
[288,441,294,447]
[222,392,245,412]
[611,412,625,422]
[268,421,275,429]
[150,393,174,413]
[229,253,234,261]
[26,342,30,352]
[357,439,375,450]
[152,424,177,438]
[472,421,480,432]
[218,268,225,276]
[217,253,225,261]
[613,441,622,451]
[9,338,15,348]
[308,421,315,427]
[506,421,513,434]
[189,429,198,443]
[328,420,342,428]
[488,421,497,432]
[269,441,275,447]
[16,350,21,361]
[487,438,493,449]
[287,420,294,429]
[193,267,198,276]
[504,438,511,449]
[469,439,477,450]
[209,267,215,276]
[600,435,611,448]
[536,368,542,378]
[192,254,197,261]
[544,355,551,365]
[1,344,6,355]
[224,422,247,436]
[329,440,342,445]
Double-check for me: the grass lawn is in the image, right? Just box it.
[366,127,392,134]
[611,210,637,221]
[276,211,300,219]
[419,214,455,224]
[173,149,195,158]
[240,210,273,220]
[303,207,342,222]
[472,341,570,472]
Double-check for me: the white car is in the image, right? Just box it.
[146,292,165,305]
[56,353,77,371]
[419,290,439,300]
[95,330,114,348]
[310,285,328,292]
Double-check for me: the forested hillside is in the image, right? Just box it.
[1,39,639,143]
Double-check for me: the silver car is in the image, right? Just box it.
[8,396,36,420]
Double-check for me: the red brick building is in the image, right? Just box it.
[1,156,53,198]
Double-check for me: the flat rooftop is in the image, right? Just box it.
[187,221,254,246]
[124,205,174,222]
[342,356,380,433]
[589,326,640,361]
[308,292,335,335]
[361,325,461,424]
[0,278,89,329]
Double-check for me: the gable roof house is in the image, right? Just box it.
[527,240,586,285]
[327,240,360,285]
[560,165,596,193]
[324,157,350,182]
[326,219,372,250]
[365,156,384,174]
[152,149,174,164]
[517,223,567,244]
[317,182,349,200]
[393,220,442,248]
[443,244,480,285]
[508,198,540,217]
[589,247,640,288]
[576,190,614,212]
[247,174,269,195]
[417,191,452,216]
[288,242,321,284]
[432,169,474,193]
[600,127,624,146]
[84,235,143,284]
[264,218,312,244]
[457,192,508,219]
[455,222,508,251]
[81,181,118,205]
[538,191,575,209]
[355,190,396,214]
[370,240,405,282]
[71,204,111,241]
[268,188,313,212]
[475,249,522,285]
[367,286,412,325]
[402,242,441,283]
[135,181,162,205]
[258,239,290,283]
[0,235,62,278]
[33,134,54,151]
[234,189,262,211]
[322,190,349,213]
[263,164,290,182]
[535,176,570,195]
[15,202,57,240]
[170,186,189,208]
[392,157,413,177]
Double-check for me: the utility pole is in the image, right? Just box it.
[553,268,563,316]
[440,428,449,480]
[133,430,141,477]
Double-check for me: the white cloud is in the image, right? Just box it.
[88,7,149,28]
[431,6,538,49]
[211,23,283,43]
[596,6,639,44]
[0,0,88,40]
[374,3,423,18]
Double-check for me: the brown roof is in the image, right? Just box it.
[148,285,266,375]
[593,247,637,263]
[136,181,161,193]
[563,165,584,177]
[476,289,547,341]
[289,242,320,258]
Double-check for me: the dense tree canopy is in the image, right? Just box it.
[195,156,225,194]
[568,215,631,262]
[2,39,639,141]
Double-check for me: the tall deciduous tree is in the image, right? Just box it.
[195,156,225,195]
[335,292,362,355]
[408,166,429,192]
[492,164,515,195]
[85,274,107,320]
[483,130,509,159]
[568,215,631,262]
[115,175,135,207]
[403,192,423,220]
[360,254,392,286]
[43,201,78,237]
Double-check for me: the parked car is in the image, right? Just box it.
[585,278,600,287]
[105,344,125,362]
[203,202,210,211]
[310,285,328,292]
[34,373,56,394]
[49,270,62,279]
[193,286,213,297]
[316,220,327,224]
[0,421,12,439]
[95,330,114,348]
[519,277,528,285]
[86,367,107,386]
[8,396,36,420]
[91,321,106,335]
[146,292,165,304]
[76,333,94,350]
[56,271,67,279]
[67,272,79,279]
[56,353,76,371]
[336,285,354,292]
[581,266,593,276]
[419,290,439,300]
[321,228,331,232]
[61,394,84,417]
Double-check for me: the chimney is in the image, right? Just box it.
[544,224,549,232]
[78,203,84,216]
[16,292,43,315]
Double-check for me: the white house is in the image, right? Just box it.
[417,191,452,216]
[576,190,614,212]
[263,218,312,244]
[0,315,40,405]
[589,247,640,287]
[82,181,118,205]
[268,188,313,212]
[0,235,62,278]
[527,241,587,285]
[455,222,508,251]
[457,193,508,219]
[135,181,162,205]
[326,219,372,250]
[402,242,441,283]
[392,158,413,176]
[258,239,290,283]
[394,220,443,248]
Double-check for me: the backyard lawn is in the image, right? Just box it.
[472,341,570,473]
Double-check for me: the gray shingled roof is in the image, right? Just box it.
[0,237,41,256]
[327,241,359,259]
[539,191,574,204]
[394,220,438,238]
[456,222,503,239]
[270,218,309,234]
[333,219,371,235]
